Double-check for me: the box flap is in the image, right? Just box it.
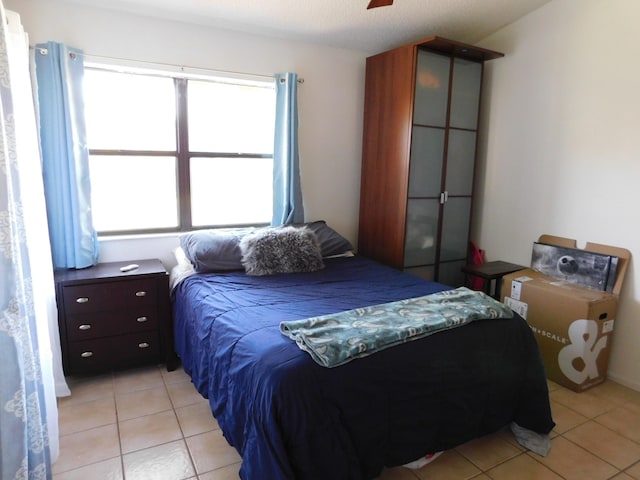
[538,235,631,296]
[537,234,576,249]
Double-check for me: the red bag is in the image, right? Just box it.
[468,241,485,291]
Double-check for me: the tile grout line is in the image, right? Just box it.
[161,365,200,479]
[112,371,127,480]
[560,433,625,474]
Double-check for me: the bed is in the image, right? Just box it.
[171,222,555,480]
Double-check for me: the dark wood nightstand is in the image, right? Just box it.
[461,261,526,299]
[55,259,179,375]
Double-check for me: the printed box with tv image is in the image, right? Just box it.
[531,242,618,293]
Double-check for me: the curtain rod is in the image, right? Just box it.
[29,46,304,84]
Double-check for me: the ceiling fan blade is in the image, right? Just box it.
[367,0,394,9]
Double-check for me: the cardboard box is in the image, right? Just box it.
[501,235,631,392]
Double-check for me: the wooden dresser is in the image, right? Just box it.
[55,259,177,375]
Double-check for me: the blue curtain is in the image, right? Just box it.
[1,8,54,479]
[272,72,304,225]
[35,41,99,269]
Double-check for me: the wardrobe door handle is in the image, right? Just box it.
[138,342,150,349]
[76,297,89,303]
[81,351,94,358]
[136,316,148,323]
[78,324,92,330]
[135,291,147,297]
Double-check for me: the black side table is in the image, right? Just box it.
[55,259,179,375]
[461,261,526,299]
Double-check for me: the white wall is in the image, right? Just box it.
[6,0,367,268]
[476,0,640,390]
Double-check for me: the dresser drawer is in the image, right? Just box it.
[68,331,161,373]
[62,278,157,314]
[66,308,158,341]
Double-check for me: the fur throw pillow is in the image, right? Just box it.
[240,226,325,276]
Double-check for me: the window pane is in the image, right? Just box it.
[188,80,275,153]
[89,155,178,232]
[84,70,176,150]
[191,157,272,226]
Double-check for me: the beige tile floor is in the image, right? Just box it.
[53,364,640,480]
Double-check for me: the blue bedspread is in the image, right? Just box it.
[172,255,554,480]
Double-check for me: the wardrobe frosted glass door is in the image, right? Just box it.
[445,129,476,195]
[407,48,483,285]
[449,58,482,130]
[408,127,444,197]
[440,197,471,262]
[404,199,439,267]
[439,261,467,287]
[413,50,450,127]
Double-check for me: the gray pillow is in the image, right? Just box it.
[240,226,324,276]
[293,220,353,257]
[180,227,255,272]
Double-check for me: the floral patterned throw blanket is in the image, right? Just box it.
[280,287,513,367]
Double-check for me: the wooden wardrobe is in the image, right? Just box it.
[357,36,503,286]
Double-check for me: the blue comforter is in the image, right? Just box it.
[172,255,554,480]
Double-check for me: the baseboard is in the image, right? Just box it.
[606,371,640,393]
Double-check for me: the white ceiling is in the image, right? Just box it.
[60,0,551,54]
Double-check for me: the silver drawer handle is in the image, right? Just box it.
[78,324,92,330]
[136,316,148,323]
[135,291,147,297]
[76,297,89,303]
[138,342,150,349]
[81,351,93,358]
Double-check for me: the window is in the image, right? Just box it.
[83,66,276,235]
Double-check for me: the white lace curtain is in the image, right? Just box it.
[0,5,68,478]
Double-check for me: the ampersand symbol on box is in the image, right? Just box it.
[558,319,607,384]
